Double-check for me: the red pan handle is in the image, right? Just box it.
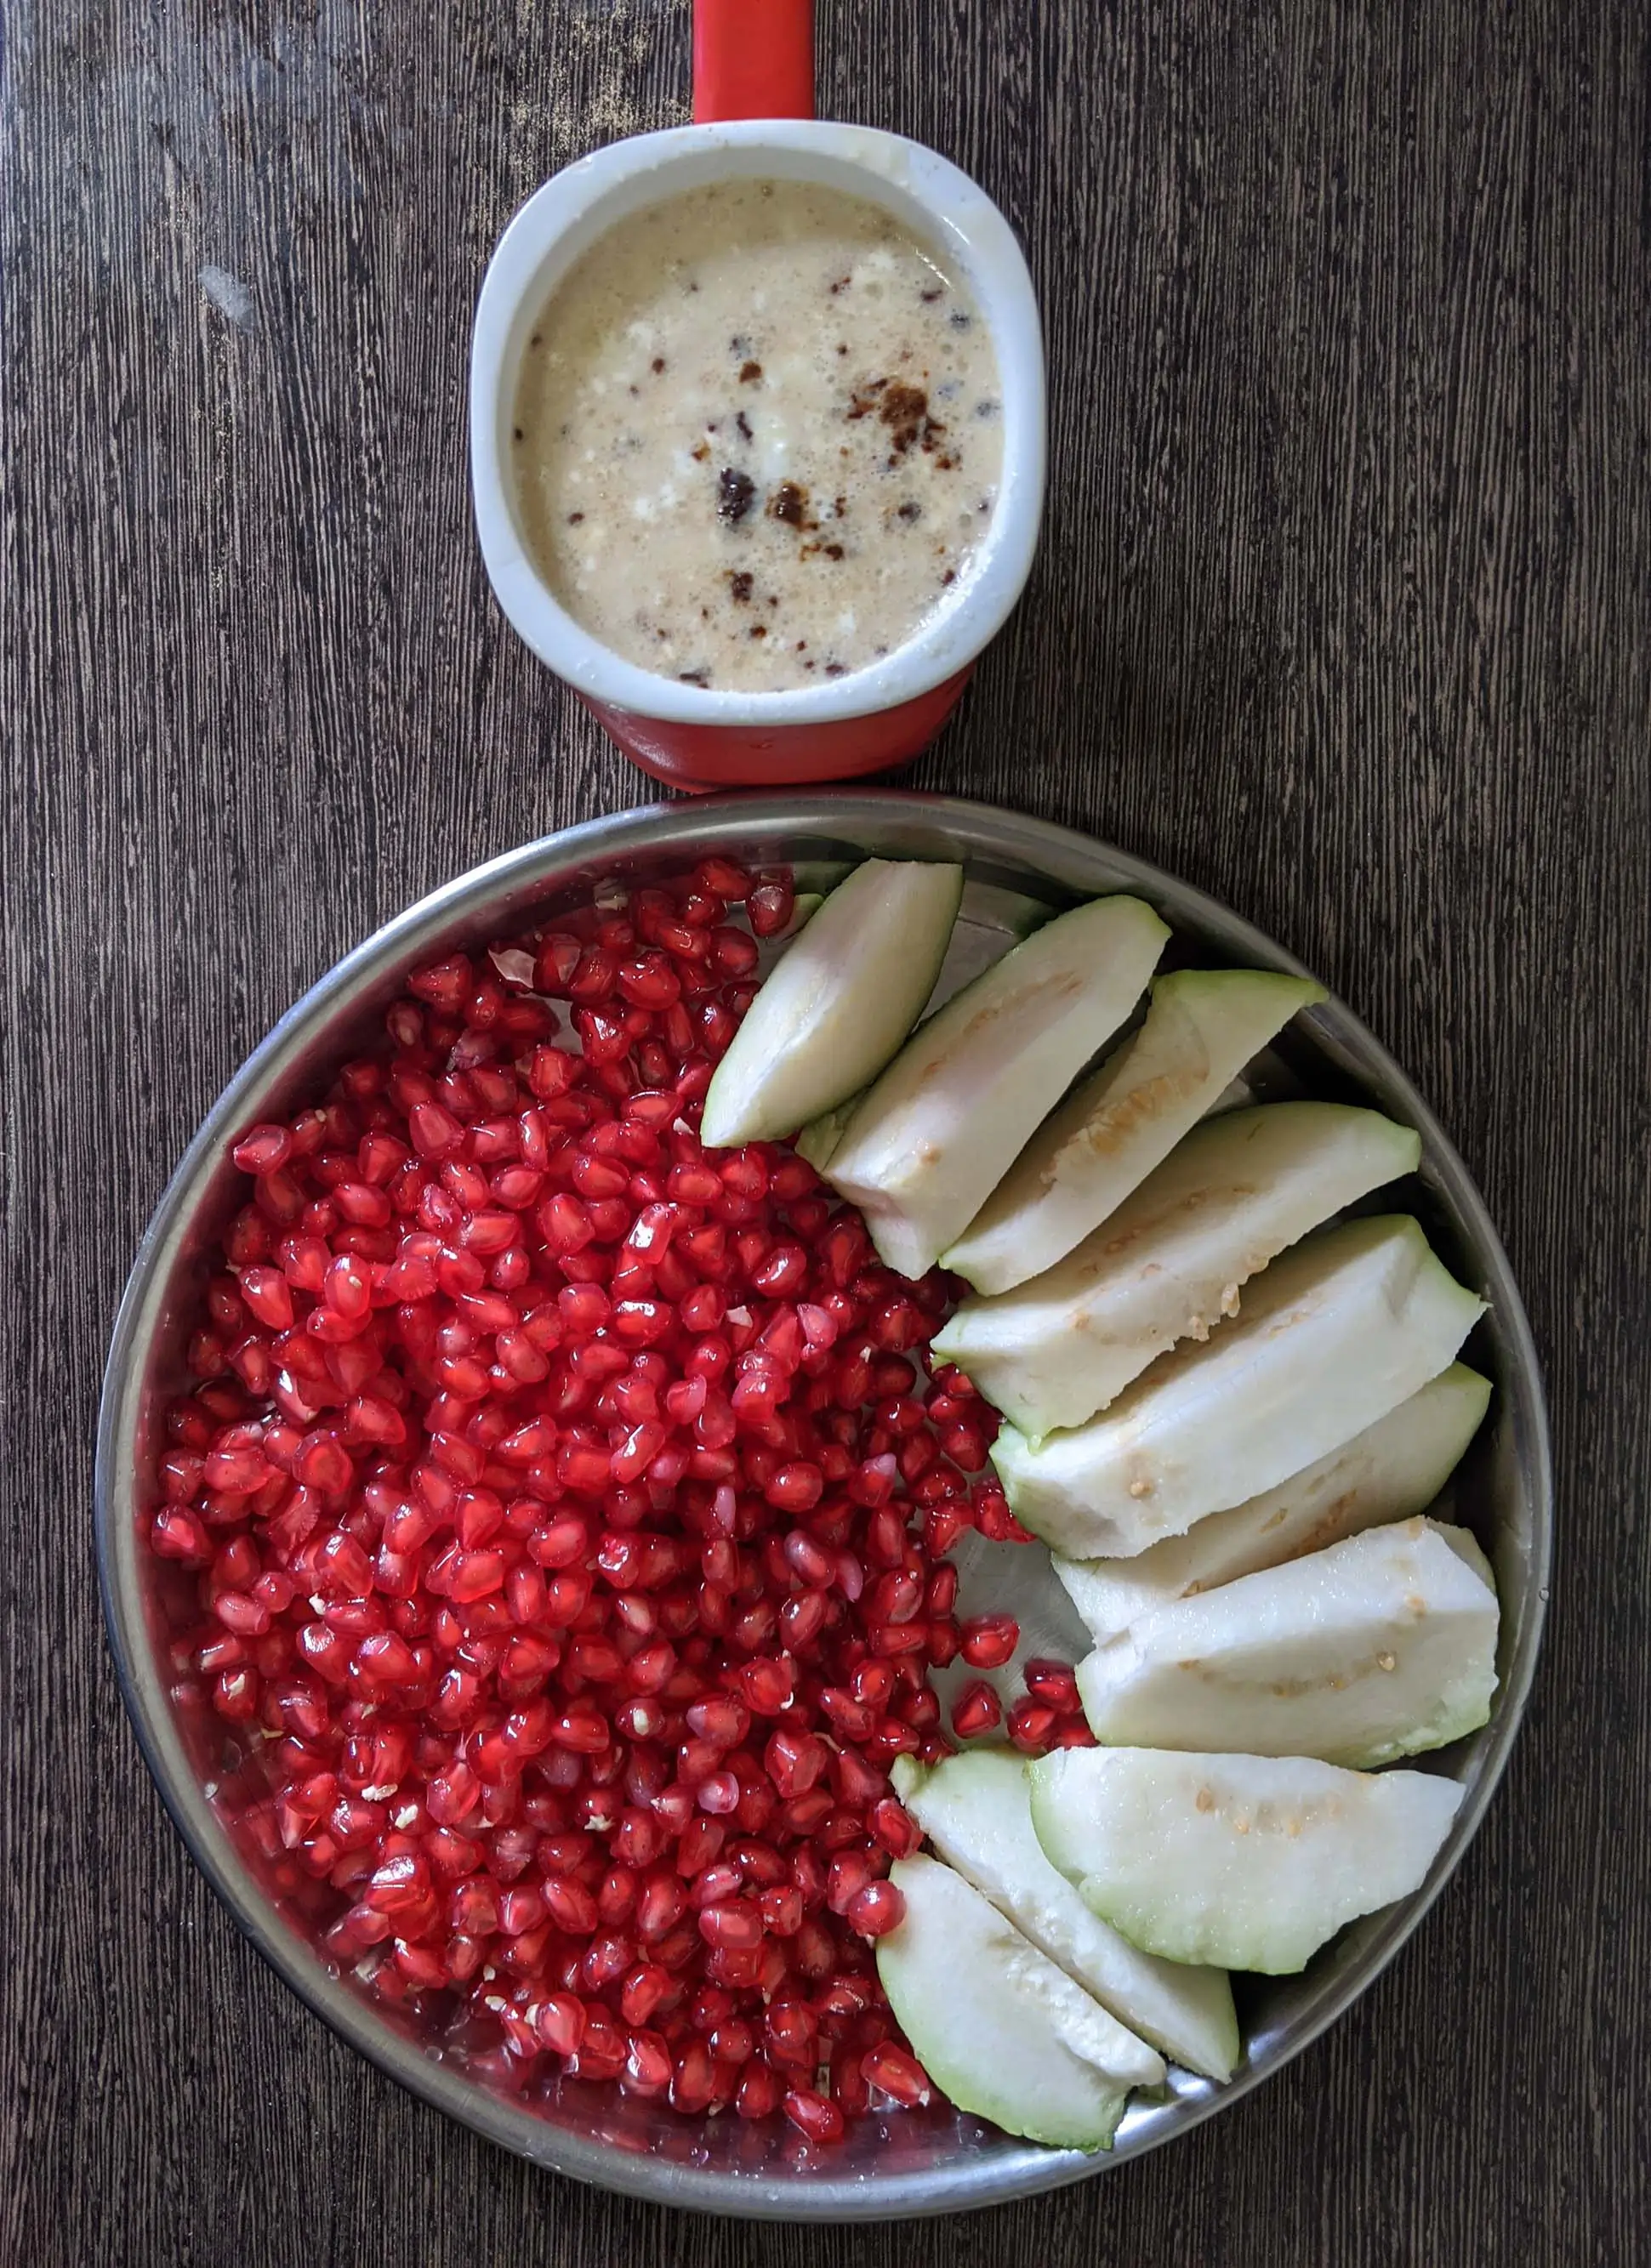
[692,0,816,122]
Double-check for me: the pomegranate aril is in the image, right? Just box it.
[845,1879,906,1938]
[238,1265,295,1331]
[974,1488,1036,1544]
[1022,1657,1083,1714]
[863,2040,931,2106]
[924,1564,959,1619]
[684,1692,749,1749]
[1007,1697,1059,1754]
[202,1444,270,1497]
[151,1508,212,1562]
[703,1940,764,1989]
[534,1993,586,2057]
[690,855,749,902]
[788,1917,834,1980]
[760,1884,804,1936]
[233,1123,294,1176]
[919,1499,971,1560]
[737,1657,794,1716]
[696,1769,741,1815]
[528,1511,589,1570]
[782,2088,844,2146]
[849,1660,895,1708]
[689,1985,736,2035]
[736,2060,782,2120]
[950,1680,1002,1740]
[622,2029,673,2097]
[567,2009,627,2082]
[763,1460,823,1513]
[828,1751,885,1814]
[764,1726,828,1800]
[581,1933,631,1992]
[959,1612,1020,1669]
[691,1862,745,1912]
[868,1796,923,1859]
[822,1849,874,1916]
[635,1872,688,1941]
[868,1567,925,1624]
[697,1900,763,1951]
[670,2036,716,2113]
[674,1812,726,1877]
[618,1961,671,2025]
[541,1875,598,1935]
[763,2001,818,2071]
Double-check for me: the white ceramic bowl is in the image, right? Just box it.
[469,123,1046,782]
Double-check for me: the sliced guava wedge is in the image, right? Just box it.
[876,1854,1165,2149]
[943,970,1327,1293]
[1053,1362,1491,1640]
[1074,1515,1499,1766]
[891,1749,1239,2079]
[825,895,1170,1280]
[773,890,826,939]
[935,1101,1422,1434]
[1029,1746,1465,1973]
[794,1094,862,1174]
[1204,1072,1257,1117]
[989,1214,1484,1559]
[700,859,963,1149]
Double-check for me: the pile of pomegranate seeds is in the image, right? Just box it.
[147,857,1090,2145]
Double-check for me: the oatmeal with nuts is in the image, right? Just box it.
[511,178,1003,691]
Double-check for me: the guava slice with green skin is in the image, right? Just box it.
[826,895,1170,1281]
[891,1750,1239,2080]
[1053,1362,1492,1641]
[989,1214,1485,1559]
[876,1854,1165,2150]
[943,970,1327,1294]
[1074,1515,1500,1767]
[794,885,1067,1174]
[1029,1747,1465,1974]
[700,859,963,1149]
[774,890,824,938]
[936,1101,1422,1435]
[1204,1072,1257,1116]
[794,1094,862,1174]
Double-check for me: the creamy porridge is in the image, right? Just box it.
[511,177,1004,691]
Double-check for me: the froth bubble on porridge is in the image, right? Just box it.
[510,178,1005,692]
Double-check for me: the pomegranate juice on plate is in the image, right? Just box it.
[510,179,1004,691]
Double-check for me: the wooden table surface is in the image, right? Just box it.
[4,1,1648,2261]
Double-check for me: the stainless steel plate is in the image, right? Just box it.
[97,791,1551,2220]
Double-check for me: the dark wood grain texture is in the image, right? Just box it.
[3,0,1648,2260]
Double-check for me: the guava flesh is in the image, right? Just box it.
[1074,1515,1500,1767]
[826,895,1170,1280]
[1052,1361,1490,1640]
[1030,1746,1464,1973]
[943,969,1326,1294]
[701,858,962,1147]
[892,1749,1239,2078]
[936,1101,1421,1433]
[990,1215,1484,1559]
[875,1853,1165,2150]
